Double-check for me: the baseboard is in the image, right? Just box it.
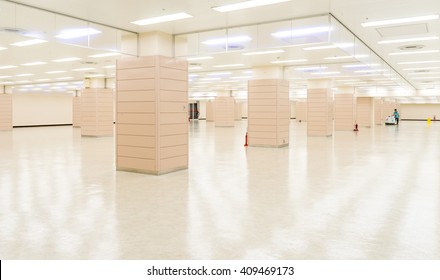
[13,124,73,128]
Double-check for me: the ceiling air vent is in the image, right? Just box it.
[398,44,424,50]
[224,44,244,51]
[80,61,98,65]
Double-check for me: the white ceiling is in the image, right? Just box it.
[1,0,439,103]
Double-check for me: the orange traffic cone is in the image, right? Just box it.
[244,132,248,147]
[353,123,359,132]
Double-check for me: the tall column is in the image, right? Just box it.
[116,31,188,175]
[356,97,373,127]
[307,79,333,136]
[215,96,235,127]
[334,87,356,131]
[80,78,114,136]
[374,98,383,125]
[295,101,307,122]
[0,87,13,131]
[248,66,289,147]
[206,100,215,121]
[235,101,242,121]
[72,90,81,128]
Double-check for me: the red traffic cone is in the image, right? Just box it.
[353,123,359,132]
[244,132,248,147]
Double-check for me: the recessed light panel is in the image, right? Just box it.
[11,39,48,47]
[131,12,193,26]
[362,15,439,27]
[213,0,292,12]
[56,28,101,39]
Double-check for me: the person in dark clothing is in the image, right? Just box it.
[393,109,400,125]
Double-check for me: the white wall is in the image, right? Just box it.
[401,104,440,120]
[13,94,72,126]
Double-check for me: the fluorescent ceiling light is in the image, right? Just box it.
[411,76,440,80]
[354,69,387,73]
[389,50,439,56]
[403,66,440,71]
[21,61,47,66]
[202,36,252,45]
[295,66,328,71]
[208,72,232,76]
[231,76,253,79]
[243,49,285,55]
[361,14,439,27]
[56,28,101,39]
[35,79,52,82]
[271,59,308,64]
[0,76,12,79]
[189,66,203,70]
[73,67,96,71]
[303,45,337,51]
[378,36,439,44]
[213,64,244,68]
[324,56,353,60]
[46,71,67,74]
[15,73,34,77]
[0,65,17,69]
[213,0,291,12]
[55,77,74,80]
[85,74,105,78]
[343,63,380,68]
[102,65,116,69]
[408,71,440,75]
[52,57,82,62]
[271,26,331,38]
[200,78,221,81]
[311,71,341,75]
[10,39,48,47]
[0,47,7,51]
[88,52,121,58]
[131,12,192,26]
[187,56,214,61]
[397,60,440,65]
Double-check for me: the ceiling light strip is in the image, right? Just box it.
[212,0,292,12]
[362,14,439,27]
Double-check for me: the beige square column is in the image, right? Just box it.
[214,96,235,127]
[374,98,383,125]
[206,100,215,121]
[0,93,13,131]
[248,79,290,147]
[307,79,333,136]
[295,101,307,122]
[81,79,114,137]
[72,93,81,128]
[356,97,373,128]
[235,101,242,121]
[116,56,188,175]
[334,87,356,131]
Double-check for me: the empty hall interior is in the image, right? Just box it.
[0,0,439,259]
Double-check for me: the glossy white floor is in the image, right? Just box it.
[0,120,439,260]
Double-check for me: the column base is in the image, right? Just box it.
[117,166,188,175]
[249,143,289,148]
